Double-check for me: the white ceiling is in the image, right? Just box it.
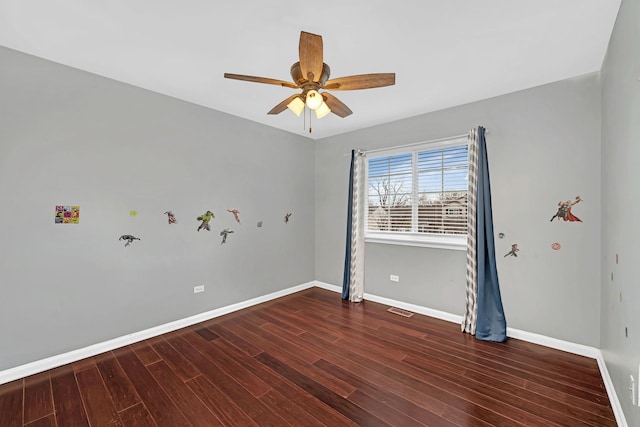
[0,0,621,140]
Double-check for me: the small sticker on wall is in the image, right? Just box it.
[197,210,215,232]
[119,234,140,247]
[55,205,80,224]
[220,228,234,244]
[551,242,561,250]
[129,210,138,217]
[550,196,582,222]
[164,211,178,224]
[504,244,519,258]
[227,209,241,224]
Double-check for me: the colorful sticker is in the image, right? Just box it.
[197,211,214,232]
[550,196,582,222]
[129,210,138,217]
[55,205,79,224]
[551,242,561,250]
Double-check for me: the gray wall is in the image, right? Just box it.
[0,47,315,371]
[315,74,602,347]
[601,0,640,423]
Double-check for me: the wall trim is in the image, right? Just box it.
[315,280,597,354]
[0,281,317,386]
[315,280,626,426]
[505,327,600,358]
[596,351,628,427]
[0,279,627,426]
[364,292,464,324]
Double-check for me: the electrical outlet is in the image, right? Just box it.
[390,275,399,282]
[193,285,205,294]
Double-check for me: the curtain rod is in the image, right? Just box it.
[343,128,489,156]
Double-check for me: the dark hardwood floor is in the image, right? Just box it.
[0,287,616,426]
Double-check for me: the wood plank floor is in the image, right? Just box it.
[0,287,616,426]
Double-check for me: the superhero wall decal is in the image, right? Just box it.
[197,211,215,232]
[550,196,582,223]
[54,204,300,250]
[119,235,140,247]
[220,228,234,244]
[504,244,519,258]
[164,211,178,224]
[227,209,241,224]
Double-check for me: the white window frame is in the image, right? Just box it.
[364,136,469,251]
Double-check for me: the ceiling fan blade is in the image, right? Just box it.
[224,73,298,89]
[267,94,301,115]
[299,31,323,83]
[322,92,353,118]
[324,73,395,91]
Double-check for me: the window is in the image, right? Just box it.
[365,137,468,250]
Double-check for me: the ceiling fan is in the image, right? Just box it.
[224,31,395,122]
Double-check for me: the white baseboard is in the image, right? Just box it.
[364,292,464,324]
[0,281,317,386]
[596,352,628,427]
[315,280,595,355]
[0,279,627,426]
[314,280,627,427]
[315,280,464,324]
[505,327,600,358]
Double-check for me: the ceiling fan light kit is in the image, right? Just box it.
[314,101,331,119]
[305,90,323,110]
[286,96,305,116]
[224,31,395,131]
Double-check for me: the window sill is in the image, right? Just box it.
[365,233,467,251]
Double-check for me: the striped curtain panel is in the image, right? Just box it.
[342,149,365,302]
[462,129,479,334]
[462,127,507,341]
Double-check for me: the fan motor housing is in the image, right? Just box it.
[290,62,330,86]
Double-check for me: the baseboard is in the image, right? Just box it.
[364,292,464,324]
[505,327,600,358]
[314,280,626,426]
[595,351,628,427]
[315,281,464,324]
[314,281,597,355]
[0,279,627,426]
[0,281,317,386]
[313,281,342,293]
